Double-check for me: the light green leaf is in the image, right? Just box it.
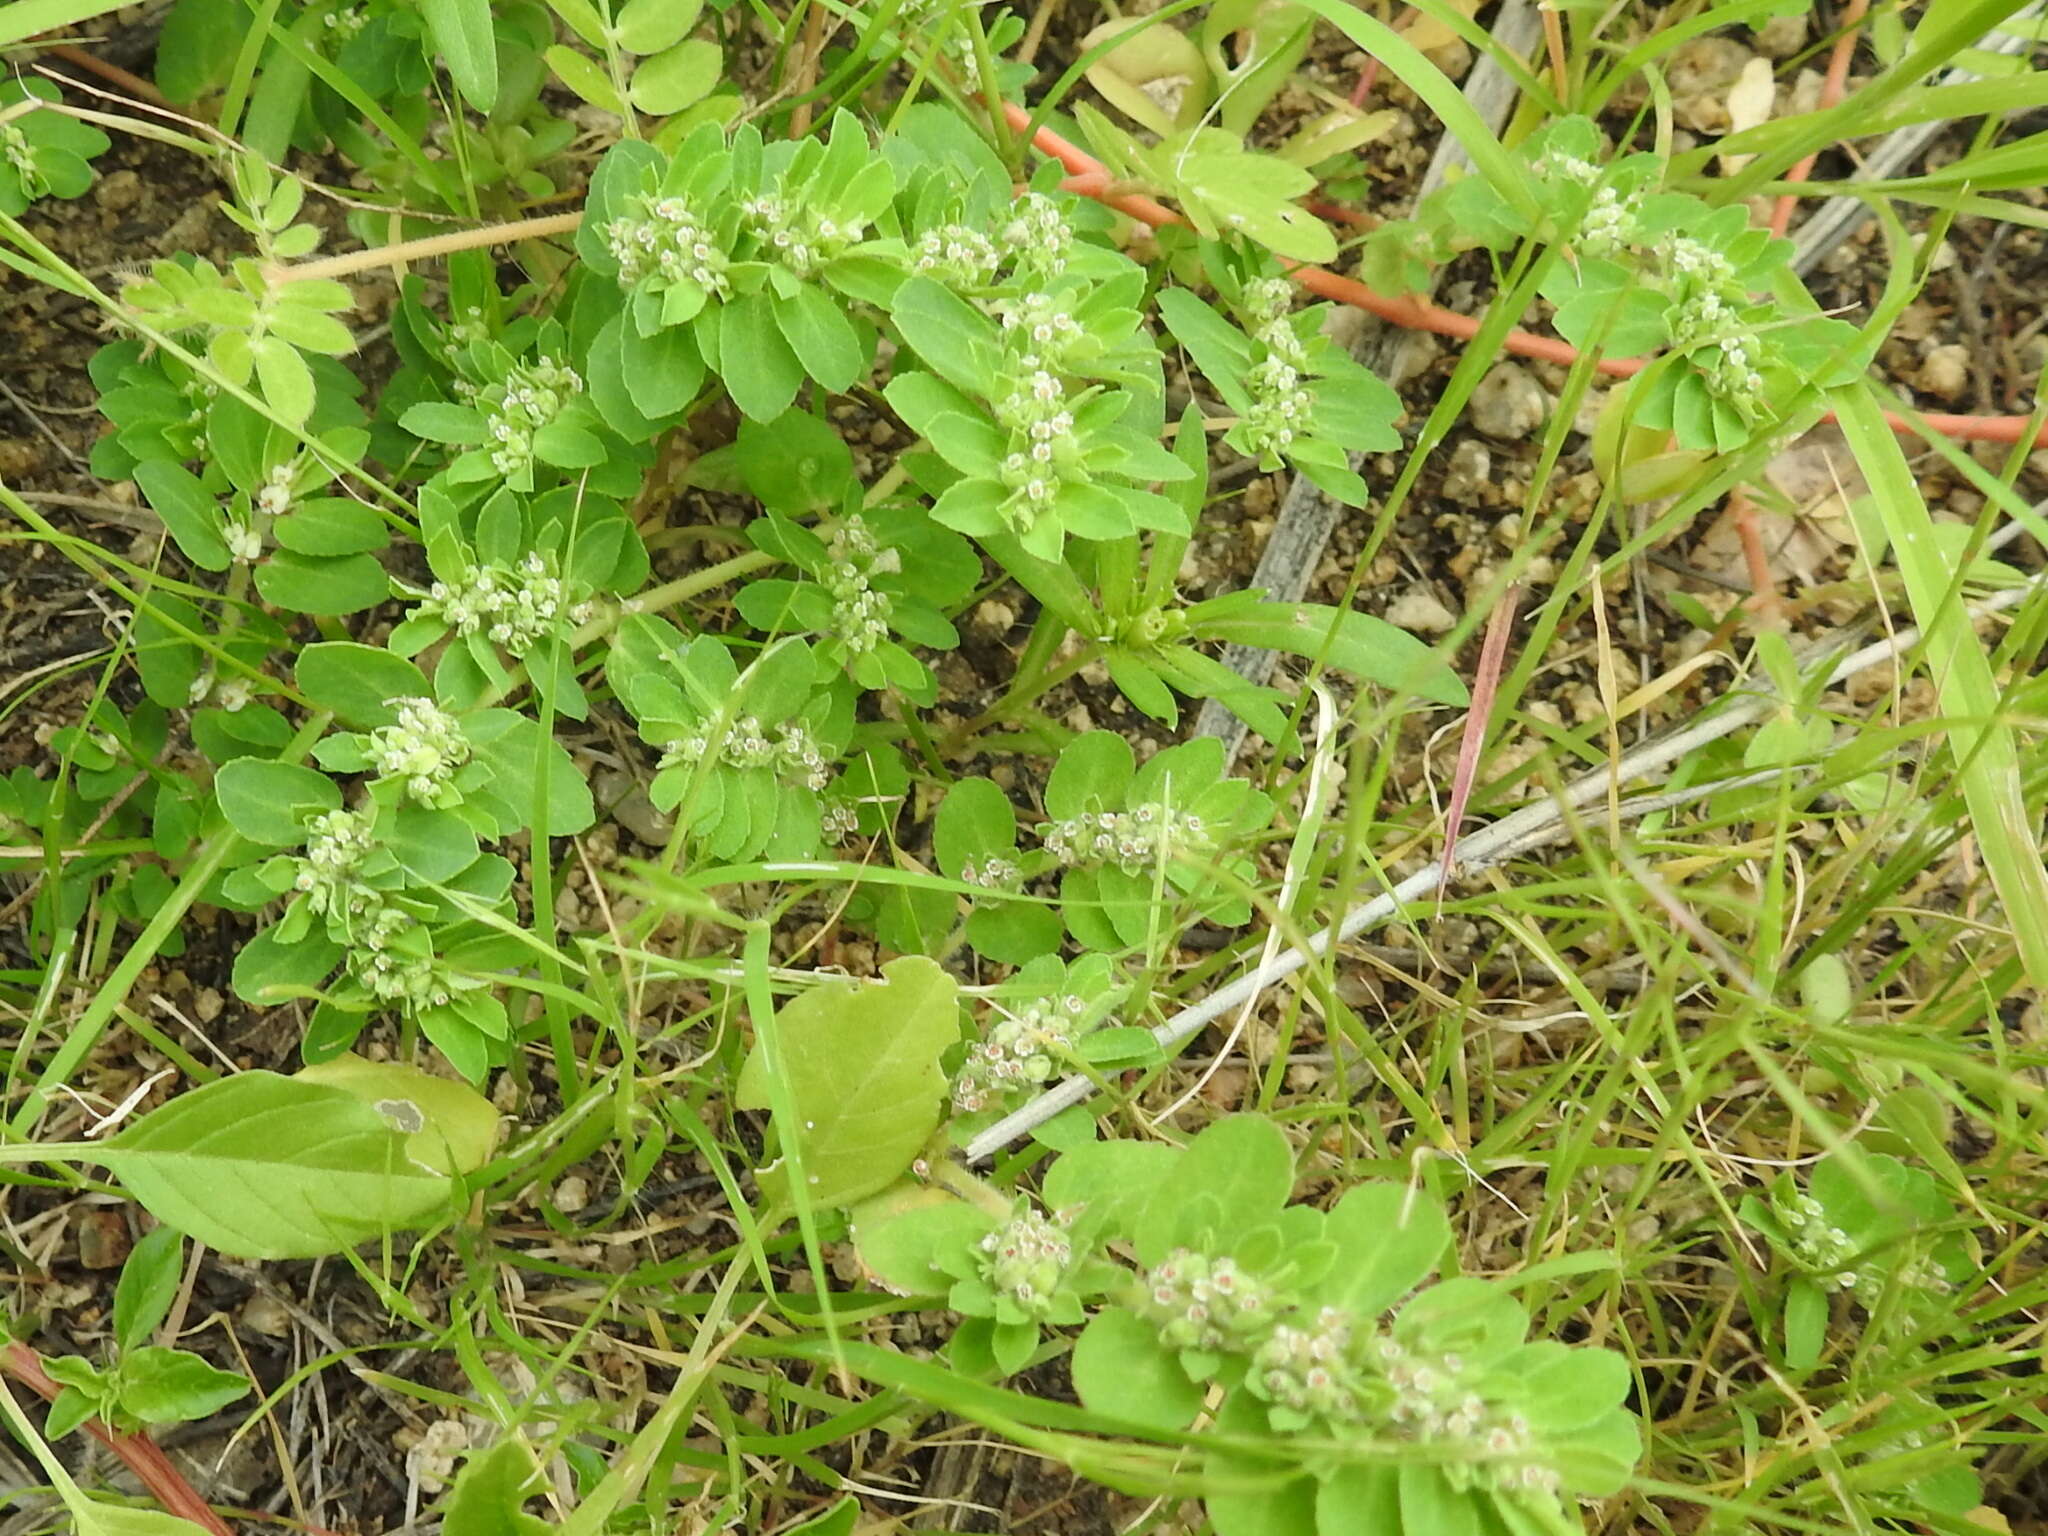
[295,1055,500,1177]
[96,1072,454,1259]
[544,45,625,113]
[251,334,314,426]
[421,0,500,111]
[734,955,959,1209]
[629,38,721,115]
[213,758,338,845]
[615,0,703,52]
[296,642,431,727]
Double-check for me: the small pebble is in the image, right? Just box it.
[1386,587,1458,634]
[553,1174,590,1214]
[1469,363,1548,441]
[1915,343,1970,402]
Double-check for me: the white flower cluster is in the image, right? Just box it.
[1238,276,1314,459]
[977,1207,1075,1320]
[1579,183,1637,258]
[255,462,295,517]
[2,125,40,195]
[225,521,263,564]
[293,807,378,923]
[993,366,1079,531]
[819,799,860,842]
[822,515,896,656]
[478,354,581,479]
[417,553,575,657]
[1142,1249,1280,1351]
[1000,193,1073,276]
[951,993,1088,1112]
[1251,1307,1356,1419]
[1042,802,1209,873]
[995,290,1084,371]
[1778,1192,1861,1291]
[365,696,471,807]
[321,4,368,38]
[660,714,830,791]
[1369,1335,1559,1495]
[352,906,447,1007]
[911,223,999,289]
[605,193,731,297]
[959,853,1021,889]
[739,192,855,280]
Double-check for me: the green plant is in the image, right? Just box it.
[0,78,110,214]
[39,1229,250,1441]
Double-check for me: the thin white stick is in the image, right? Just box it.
[962,574,2044,1162]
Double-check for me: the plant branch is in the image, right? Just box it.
[1000,103,2048,450]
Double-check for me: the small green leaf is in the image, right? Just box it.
[253,551,391,616]
[134,460,230,572]
[112,1227,184,1354]
[251,335,315,426]
[628,37,721,115]
[544,45,625,113]
[444,1437,554,1536]
[615,0,703,52]
[117,1346,250,1425]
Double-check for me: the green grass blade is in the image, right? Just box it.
[1293,0,1540,222]
[1833,385,2048,993]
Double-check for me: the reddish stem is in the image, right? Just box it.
[41,43,170,107]
[3,1341,237,1536]
[1769,0,1869,240]
[1002,101,2048,449]
[1441,583,1520,877]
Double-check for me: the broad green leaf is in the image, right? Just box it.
[296,643,431,727]
[1070,1308,1205,1430]
[253,551,391,616]
[734,955,959,1209]
[1312,1182,1449,1315]
[421,0,500,110]
[96,1072,454,1259]
[1135,1114,1294,1264]
[296,1054,501,1176]
[213,758,339,845]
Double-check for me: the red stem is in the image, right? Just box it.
[3,1341,237,1536]
[1002,102,2048,449]
[1769,0,1869,240]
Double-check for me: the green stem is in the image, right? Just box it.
[938,641,1102,753]
[964,7,1020,171]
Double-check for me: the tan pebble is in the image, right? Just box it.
[553,1174,590,1214]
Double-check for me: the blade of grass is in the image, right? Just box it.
[1831,384,2048,993]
